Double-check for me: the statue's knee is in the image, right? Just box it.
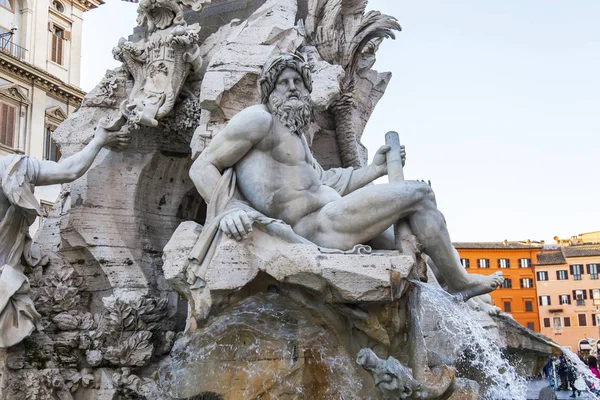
[415,181,435,203]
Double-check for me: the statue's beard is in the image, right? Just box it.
[267,91,312,136]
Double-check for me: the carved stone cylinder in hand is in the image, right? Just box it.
[385,131,404,182]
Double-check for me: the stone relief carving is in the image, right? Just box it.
[302,0,401,167]
[357,348,422,400]
[109,0,206,130]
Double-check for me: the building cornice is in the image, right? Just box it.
[72,0,105,12]
[0,54,86,103]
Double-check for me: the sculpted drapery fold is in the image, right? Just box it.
[0,155,46,348]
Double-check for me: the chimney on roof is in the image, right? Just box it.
[503,239,508,246]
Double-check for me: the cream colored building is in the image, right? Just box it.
[535,233,600,352]
[0,0,103,231]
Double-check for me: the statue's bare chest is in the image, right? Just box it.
[260,123,309,166]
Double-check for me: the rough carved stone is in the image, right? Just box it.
[110,0,206,130]
[357,348,422,399]
[160,292,366,399]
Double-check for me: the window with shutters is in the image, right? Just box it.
[44,126,61,161]
[559,294,571,305]
[0,102,16,148]
[539,296,551,306]
[527,322,535,330]
[519,258,531,268]
[498,258,510,268]
[556,270,568,280]
[564,317,571,327]
[460,258,470,269]
[536,271,548,281]
[589,264,599,280]
[503,301,511,313]
[593,314,599,327]
[543,317,550,328]
[571,264,583,280]
[574,289,586,306]
[50,25,65,65]
[501,278,512,289]
[591,289,600,301]
[0,0,13,12]
[477,258,490,269]
[520,278,533,289]
[525,301,533,312]
[578,314,587,327]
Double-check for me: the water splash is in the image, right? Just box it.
[560,346,600,399]
[416,282,527,399]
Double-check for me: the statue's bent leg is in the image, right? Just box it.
[294,180,502,299]
[294,180,432,249]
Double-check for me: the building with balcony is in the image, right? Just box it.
[535,234,600,352]
[454,240,544,332]
[0,0,103,231]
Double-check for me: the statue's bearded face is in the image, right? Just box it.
[267,68,312,136]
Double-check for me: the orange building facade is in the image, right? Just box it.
[455,241,544,332]
[535,243,600,352]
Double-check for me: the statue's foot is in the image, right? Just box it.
[451,272,503,302]
[468,295,501,315]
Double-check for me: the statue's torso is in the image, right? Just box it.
[235,118,340,226]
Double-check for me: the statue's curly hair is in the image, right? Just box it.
[259,53,312,104]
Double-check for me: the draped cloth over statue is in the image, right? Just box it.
[0,155,46,348]
[187,141,370,285]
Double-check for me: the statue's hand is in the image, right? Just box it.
[370,144,406,177]
[94,125,131,150]
[371,145,390,176]
[220,209,255,241]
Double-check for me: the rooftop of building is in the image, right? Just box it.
[535,243,600,266]
[562,243,600,258]
[536,250,566,265]
[453,240,545,250]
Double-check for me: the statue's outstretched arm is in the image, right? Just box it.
[320,144,405,194]
[35,126,130,186]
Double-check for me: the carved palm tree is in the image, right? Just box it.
[304,0,401,167]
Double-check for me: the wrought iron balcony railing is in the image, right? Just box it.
[0,35,27,61]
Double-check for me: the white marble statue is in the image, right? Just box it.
[189,53,502,301]
[0,125,129,348]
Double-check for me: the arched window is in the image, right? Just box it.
[51,1,64,13]
[0,0,13,12]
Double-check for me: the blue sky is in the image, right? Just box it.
[81,1,600,243]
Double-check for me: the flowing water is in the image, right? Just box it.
[560,346,600,399]
[417,282,528,399]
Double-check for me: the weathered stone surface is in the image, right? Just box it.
[164,223,413,306]
[159,292,367,399]
[447,378,479,400]
[191,0,304,157]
